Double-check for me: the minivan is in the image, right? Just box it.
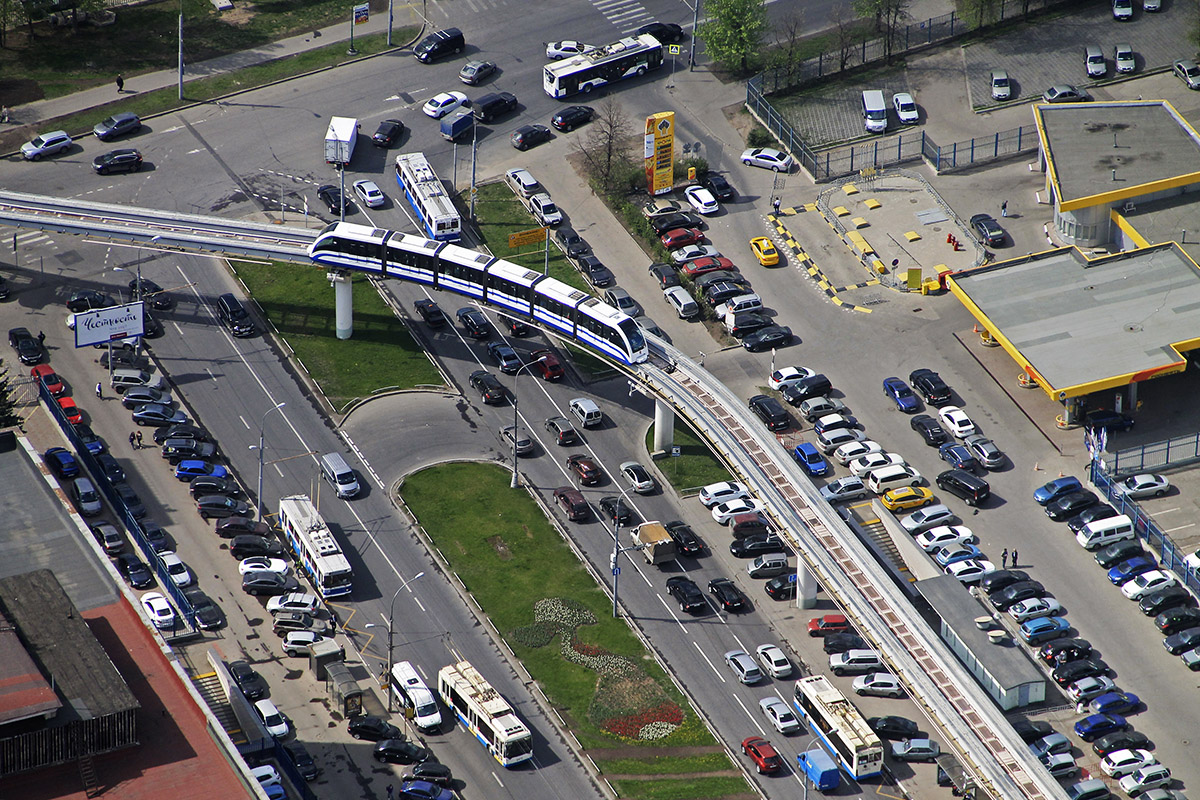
[414,27,465,63]
[861,90,888,133]
[72,477,103,516]
[664,286,699,319]
[748,553,790,578]
[474,92,518,123]
[111,367,166,393]
[830,648,883,676]
[390,661,443,731]
[1067,778,1111,800]
[1077,515,1135,550]
[867,464,922,495]
[320,452,360,499]
[717,293,762,317]
[569,398,603,427]
[1085,45,1106,78]
[936,469,991,506]
[216,293,254,337]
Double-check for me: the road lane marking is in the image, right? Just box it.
[1164,522,1195,533]
[733,694,766,736]
[658,594,686,631]
[694,641,725,681]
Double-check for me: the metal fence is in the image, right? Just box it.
[1107,431,1200,476]
[922,127,1039,172]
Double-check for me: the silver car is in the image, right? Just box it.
[1175,60,1200,90]
[963,434,1005,469]
[21,130,72,161]
[501,425,534,455]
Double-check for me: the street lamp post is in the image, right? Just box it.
[253,402,286,520]
[609,505,644,617]
[384,571,426,713]
[509,356,548,489]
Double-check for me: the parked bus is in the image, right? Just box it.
[793,675,884,779]
[394,152,462,241]
[278,495,353,598]
[436,660,533,767]
[542,34,662,98]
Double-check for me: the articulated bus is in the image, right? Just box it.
[278,495,353,598]
[793,675,884,779]
[542,34,662,98]
[394,152,461,241]
[436,660,533,767]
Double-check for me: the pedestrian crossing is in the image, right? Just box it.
[592,0,655,34]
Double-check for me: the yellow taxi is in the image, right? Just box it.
[881,486,934,511]
[749,236,780,266]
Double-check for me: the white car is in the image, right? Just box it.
[353,179,386,208]
[849,452,905,478]
[900,504,956,534]
[768,366,815,391]
[756,644,792,678]
[816,427,865,454]
[282,630,326,657]
[141,592,176,629]
[267,592,319,616]
[1067,676,1116,703]
[712,498,766,524]
[422,91,470,118]
[1101,749,1156,778]
[620,461,656,494]
[916,525,976,552]
[1120,764,1172,797]
[759,696,802,733]
[160,552,193,588]
[834,440,882,465]
[546,40,596,59]
[740,147,793,172]
[684,185,719,215]
[671,244,721,264]
[254,698,289,738]
[892,92,918,124]
[239,557,292,577]
[252,765,282,788]
[820,476,868,503]
[938,406,976,438]
[1115,43,1135,74]
[1008,597,1064,622]
[945,559,995,584]
[853,672,904,698]
[699,481,750,507]
[1120,570,1176,600]
[1113,474,1170,499]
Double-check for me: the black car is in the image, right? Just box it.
[781,375,833,406]
[349,715,403,741]
[403,761,452,787]
[649,262,680,289]
[229,659,268,700]
[317,184,350,214]
[1156,607,1200,635]
[414,299,448,327]
[66,290,115,313]
[1046,490,1098,521]
[92,148,143,174]
[742,325,792,353]
[216,516,271,538]
[505,318,531,337]
[1140,585,1195,616]
[701,173,734,201]
[129,278,173,310]
[703,280,745,306]
[161,438,218,465]
[708,578,746,612]
[988,580,1046,610]
[1095,539,1144,568]
[510,124,552,150]
[229,534,286,559]
[748,394,789,431]
[664,520,704,556]
[189,474,241,499]
[666,576,707,613]
[554,227,590,258]
[980,569,1032,595]
[1038,637,1091,665]
[143,522,172,553]
[694,270,750,291]
[116,552,154,588]
[577,255,614,288]
[727,312,773,339]
[1052,658,1109,687]
[1163,625,1200,654]
[649,211,704,235]
[598,496,635,525]
[908,368,952,405]
[114,483,146,518]
[551,105,595,132]
[637,21,684,42]
[1067,503,1119,532]
[486,341,522,374]
[730,533,786,558]
[184,588,225,630]
[153,423,208,445]
[1092,730,1151,758]
[372,118,405,147]
[970,213,1005,246]
[198,495,253,520]
[284,741,321,781]
[468,370,506,405]
[868,716,919,740]
[374,739,431,765]
[1084,409,1135,432]
[456,307,491,338]
[823,632,868,654]
[764,575,796,600]
[1011,719,1054,744]
[242,570,299,597]
[910,414,949,446]
[8,327,42,365]
[96,453,126,484]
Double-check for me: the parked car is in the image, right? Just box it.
[892,738,940,761]
[551,104,595,131]
[197,494,252,520]
[349,715,403,741]
[740,147,793,172]
[373,739,431,765]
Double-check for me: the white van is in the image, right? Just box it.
[664,286,699,319]
[569,397,603,428]
[861,90,888,134]
[390,661,443,731]
[866,464,922,494]
[1076,514,1135,550]
[320,452,360,499]
[716,293,762,318]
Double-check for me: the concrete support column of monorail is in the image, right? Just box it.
[331,270,353,339]
[797,563,818,609]
[653,399,674,452]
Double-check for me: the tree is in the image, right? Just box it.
[852,0,911,59]
[832,5,861,73]
[696,0,768,75]
[0,367,21,429]
[955,0,1003,28]
[768,8,807,87]
[572,98,636,198]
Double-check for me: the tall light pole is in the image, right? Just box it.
[509,356,547,489]
[253,402,286,520]
[385,571,425,713]
[609,504,644,617]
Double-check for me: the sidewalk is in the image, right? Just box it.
[12,11,414,126]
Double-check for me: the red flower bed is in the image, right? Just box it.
[601,702,685,738]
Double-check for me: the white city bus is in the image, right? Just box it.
[394,152,462,241]
[278,495,353,598]
[793,675,884,779]
[542,34,663,98]
[436,660,533,766]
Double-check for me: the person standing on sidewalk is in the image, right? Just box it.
[1000,200,1008,217]
[129,432,137,449]
[135,430,143,449]
[95,381,103,399]
[1,106,9,124]
[1011,549,1018,567]
[1001,548,1008,569]
[115,74,124,93]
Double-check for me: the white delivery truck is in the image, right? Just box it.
[324,116,359,165]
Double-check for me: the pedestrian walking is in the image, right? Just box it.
[129,432,137,449]
[115,74,124,93]
[387,785,394,800]
[37,330,45,345]
[135,431,143,449]
[772,197,781,215]
[1,106,9,124]
[1011,549,1018,567]
[95,381,103,399]
[1001,548,1009,569]
[1000,200,1008,217]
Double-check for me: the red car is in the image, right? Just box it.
[741,736,783,774]
[680,255,735,278]
[807,614,850,637]
[531,348,565,381]
[56,396,83,424]
[31,364,65,396]
[660,227,704,249]
[566,454,602,486]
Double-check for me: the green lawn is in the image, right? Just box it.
[610,776,751,800]
[646,419,733,494]
[232,260,440,406]
[473,183,589,293]
[596,753,732,775]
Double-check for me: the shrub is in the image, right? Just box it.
[747,126,773,147]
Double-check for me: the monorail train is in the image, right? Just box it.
[309,222,648,365]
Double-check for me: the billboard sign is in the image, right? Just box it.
[644,112,675,196]
[72,302,144,348]
[508,227,547,248]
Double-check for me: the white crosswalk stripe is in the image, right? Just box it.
[589,0,653,33]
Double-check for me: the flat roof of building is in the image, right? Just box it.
[1033,101,1200,211]
[0,605,61,725]
[948,244,1200,398]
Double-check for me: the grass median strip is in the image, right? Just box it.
[646,419,733,494]
[472,182,590,293]
[610,776,752,800]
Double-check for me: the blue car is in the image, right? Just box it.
[793,442,830,477]
[1073,713,1127,742]
[73,423,107,455]
[1034,476,1082,505]
[1107,556,1157,586]
[1019,616,1071,645]
[934,543,983,566]
[174,460,229,481]
[883,377,920,412]
[399,780,454,800]
[939,442,981,472]
[45,446,80,479]
[1089,691,1140,716]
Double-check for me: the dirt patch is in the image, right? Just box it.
[488,535,512,560]
[220,5,258,27]
[722,102,757,148]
